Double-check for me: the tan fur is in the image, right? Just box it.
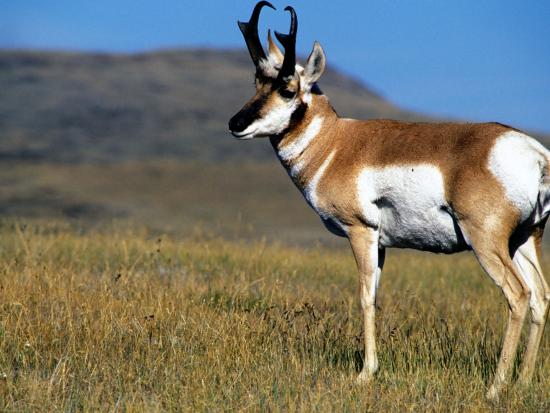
[274,94,520,233]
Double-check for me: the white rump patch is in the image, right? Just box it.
[278,116,323,162]
[357,164,464,252]
[488,131,550,222]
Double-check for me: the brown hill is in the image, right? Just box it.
[0,49,429,163]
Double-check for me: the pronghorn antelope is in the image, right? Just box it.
[228,2,550,400]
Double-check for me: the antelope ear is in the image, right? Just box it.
[303,41,326,90]
[267,29,284,65]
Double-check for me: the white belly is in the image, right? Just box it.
[357,164,468,253]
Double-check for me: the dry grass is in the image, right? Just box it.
[0,220,549,412]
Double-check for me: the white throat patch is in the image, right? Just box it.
[278,115,323,162]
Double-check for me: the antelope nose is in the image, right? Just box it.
[228,114,247,133]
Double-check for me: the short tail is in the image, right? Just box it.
[534,158,550,226]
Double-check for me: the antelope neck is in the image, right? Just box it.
[270,94,337,177]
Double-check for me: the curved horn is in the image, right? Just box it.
[274,6,298,82]
[238,1,275,66]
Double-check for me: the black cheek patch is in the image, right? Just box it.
[289,102,307,126]
[310,83,323,95]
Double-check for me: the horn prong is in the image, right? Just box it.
[238,1,276,67]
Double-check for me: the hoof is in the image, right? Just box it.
[355,371,374,385]
[516,375,532,389]
[485,385,500,403]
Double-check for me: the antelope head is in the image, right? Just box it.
[229,2,326,139]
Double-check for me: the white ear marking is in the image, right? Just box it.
[302,41,326,90]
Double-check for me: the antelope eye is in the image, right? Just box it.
[279,88,296,99]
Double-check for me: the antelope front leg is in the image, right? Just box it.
[348,226,384,383]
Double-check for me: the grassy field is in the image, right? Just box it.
[0,220,549,411]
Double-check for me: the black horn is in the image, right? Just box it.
[238,1,275,66]
[274,6,297,82]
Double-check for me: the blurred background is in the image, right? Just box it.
[1,0,549,244]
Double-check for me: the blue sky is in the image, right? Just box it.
[3,1,549,133]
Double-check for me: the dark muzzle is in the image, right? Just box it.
[228,113,249,133]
